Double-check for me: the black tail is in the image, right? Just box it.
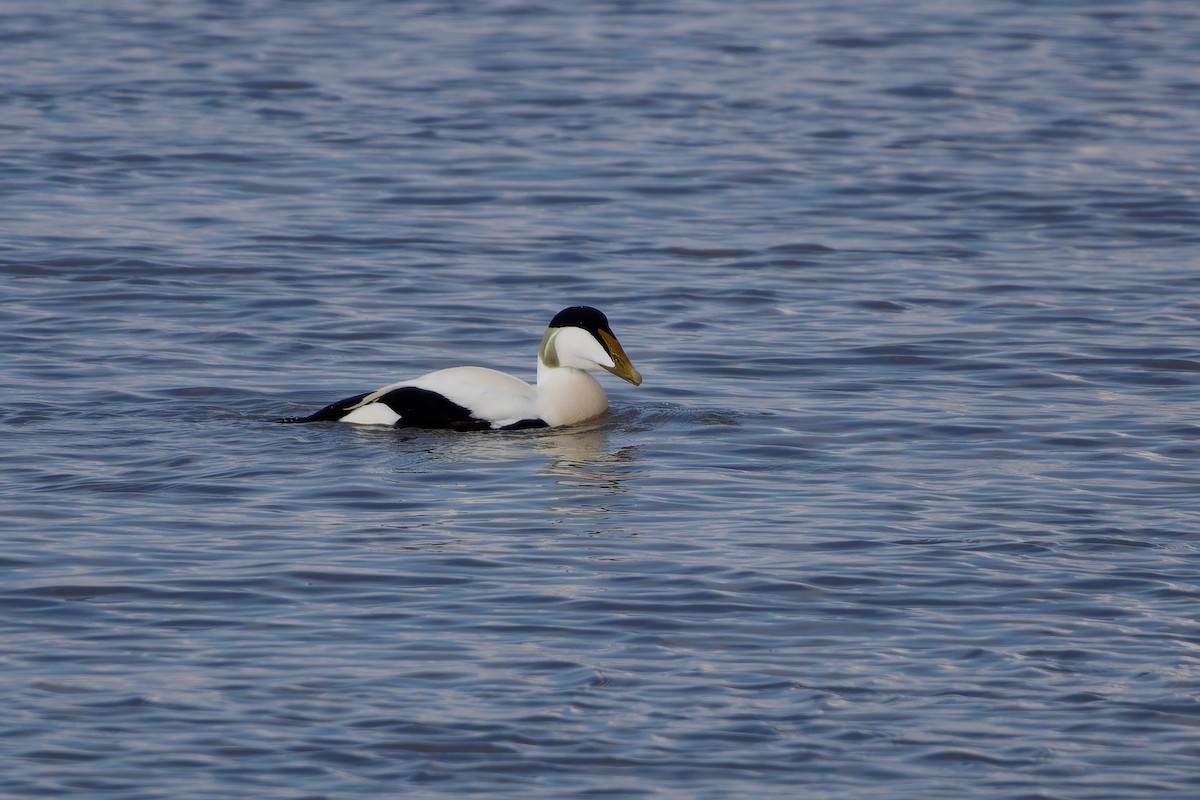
[275,391,371,424]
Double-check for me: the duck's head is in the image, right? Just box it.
[539,306,643,385]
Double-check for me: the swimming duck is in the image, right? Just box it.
[279,306,642,430]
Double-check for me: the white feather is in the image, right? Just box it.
[535,367,608,427]
[542,327,615,371]
[340,402,402,426]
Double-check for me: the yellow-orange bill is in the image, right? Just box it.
[598,330,643,385]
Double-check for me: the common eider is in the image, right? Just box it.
[279,306,642,430]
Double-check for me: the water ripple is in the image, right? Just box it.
[3,1,1200,798]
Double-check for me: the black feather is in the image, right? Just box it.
[500,418,549,430]
[548,306,611,338]
[374,386,492,430]
[276,391,371,423]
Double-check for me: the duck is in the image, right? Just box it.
[278,306,642,430]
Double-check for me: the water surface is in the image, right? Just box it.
[3,2,1200,798]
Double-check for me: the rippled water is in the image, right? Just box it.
[4,2,1200,798]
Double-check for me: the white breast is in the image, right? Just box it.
[535,367,609,427]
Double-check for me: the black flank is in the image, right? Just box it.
[375,386,493,431]
[501,418,549,430]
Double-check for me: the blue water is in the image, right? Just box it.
[3,2,1200,798]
